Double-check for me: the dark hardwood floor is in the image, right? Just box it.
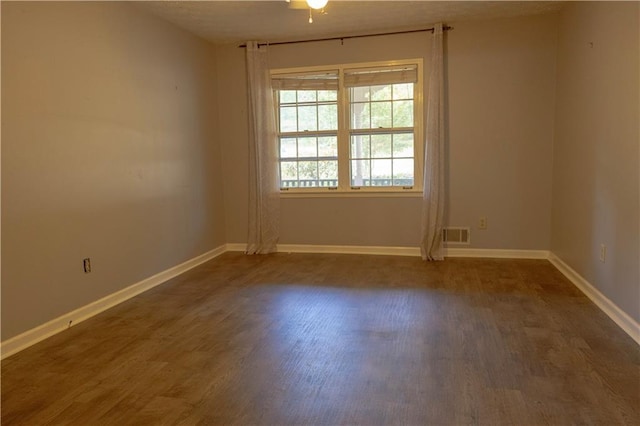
[2,252,639,425]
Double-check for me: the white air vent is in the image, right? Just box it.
[442,227,471,245]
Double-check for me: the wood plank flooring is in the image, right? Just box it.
[2,253,639,425]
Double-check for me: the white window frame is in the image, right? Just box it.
[271,59,424,197]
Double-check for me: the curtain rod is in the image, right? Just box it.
[238,25,453,48]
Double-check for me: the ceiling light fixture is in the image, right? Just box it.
[285,0,328,24]
[306,0,328,10]
[307,0,327,23]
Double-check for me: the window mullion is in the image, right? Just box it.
[349,127,414,135]
[413,76,423,191]
[337,68,350,191]
[278,130,337,138]
[315,91,320,184]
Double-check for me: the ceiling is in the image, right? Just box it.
[136,1,564,45]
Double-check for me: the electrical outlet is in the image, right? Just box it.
[83,258,92,273]
[599,244,606,263]
[479,217,488,230]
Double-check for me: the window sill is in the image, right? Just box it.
[279,189,423,199]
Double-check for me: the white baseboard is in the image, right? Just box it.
[225,243,247,252]
[226,243,418,257]
[277,244,421,257]
[0,245,228,360]
[548,253,640,345]
[444,248,550,259]
[227,243,549,259]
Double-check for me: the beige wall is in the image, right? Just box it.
[218,13,558,249]
[1,2,226,339]
[551,2,640,322]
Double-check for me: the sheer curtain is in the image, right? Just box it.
[245,41,279,254]
[420,24,445,261]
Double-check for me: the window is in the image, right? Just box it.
[272,60,423,193]
[272,71,339,188]
[346,65,417,188]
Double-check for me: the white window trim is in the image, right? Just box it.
[271,58,424,195]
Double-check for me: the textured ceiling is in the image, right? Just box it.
[136,1,564,45]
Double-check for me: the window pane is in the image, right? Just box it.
[318,136,337,157]
[280,137,297,158]
[392,83,412,100]
[351,86,369,102]
[280,90,296,104]
[393,159,414,186]
[297,90,317,103]
[371,159,392,186]
[371,101,392,128]
[371,134,392,158]
[370,85,392,101]
[318,104,338,130]
[393,100,413,127]
[298,161,318,184]
[318,160,338,185]
[280,106,297,132]
[351,102,370,129]
[318,90,337,101]
[351,159,370,186]
[298,105,318,131]
[281,161,298,187]
[393,133,413,157]
[298,137,317,158]
[350,135,370,159]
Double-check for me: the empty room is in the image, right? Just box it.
[1,1,639,424]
